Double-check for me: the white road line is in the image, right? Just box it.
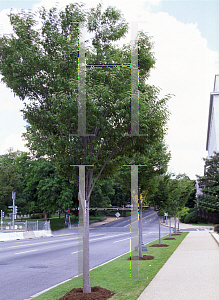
[15,249,39,255]
[113,237,130,243]
[71,250,83,254]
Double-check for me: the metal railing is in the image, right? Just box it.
[0,220,50,233]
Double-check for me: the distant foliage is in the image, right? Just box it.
[197,152,219,213]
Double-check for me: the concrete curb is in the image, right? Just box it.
[210,231,219,246]
[0,230,52,242]
[70,217,107,227]
[161,221,215,231]
[89,217,107,224]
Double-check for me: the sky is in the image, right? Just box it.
[0,0,219,180]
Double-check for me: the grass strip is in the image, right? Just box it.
[33,232,188,300]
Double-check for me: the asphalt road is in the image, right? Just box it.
[0,208,170,300]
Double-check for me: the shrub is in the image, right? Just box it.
[30,213,44,219]
[214,224,219,233]
[184,211,199,224]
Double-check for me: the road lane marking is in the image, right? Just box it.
[15,249,39,255]
[71,250,83,254]
[8,237,79,248]
[8,233,108,249]
[124,212,156,227]
[113,238,130,243]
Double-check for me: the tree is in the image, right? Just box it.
[197,152,219,215]
[0,149,23,213]
[147,173,171,243]
[149,174,195,237]
[15,153,78,219]
[0,3,171,292]
[115,141,170,254]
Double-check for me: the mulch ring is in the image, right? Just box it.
[149,244,169,247]
[127,255,154,260]
[163,238,176,240]
[59,286,115,300]
[171,234,181,236]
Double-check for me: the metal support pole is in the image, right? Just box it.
[1,210,3,232]
[36,220,38,231]
[12,193,15,232]
[177,213,180,231]
[25,220,27,232]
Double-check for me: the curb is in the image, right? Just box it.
[161,222,215,231]
[89,217,107,224]
[70,217,107,227]
[210,231,219,246]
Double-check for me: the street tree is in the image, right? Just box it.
[116,141,170,254]
[0,3,171,292]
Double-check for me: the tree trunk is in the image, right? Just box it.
[157,212,161,245]
[83,200,91,293]
[169,217,171,238]
[174,213,177,234]
[44,213,48,221]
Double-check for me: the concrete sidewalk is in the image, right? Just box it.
[137,230,219,300]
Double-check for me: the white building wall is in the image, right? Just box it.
[214,94,219,152]
[207,75,219,158]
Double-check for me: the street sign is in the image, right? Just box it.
[12,192,16,200]
[115,212,120,218]
[8,206,13,208]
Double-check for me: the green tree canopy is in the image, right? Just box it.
[197,152,219,213]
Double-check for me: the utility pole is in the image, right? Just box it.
[12,192,16,232]
[1,210,4,232]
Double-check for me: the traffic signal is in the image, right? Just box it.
[67,209,70,213]
[2,211,4,218]
[14,206,17,214]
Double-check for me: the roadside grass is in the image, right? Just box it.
[50,215,106,231]
[33,232,188,300]
[190,223,216,226]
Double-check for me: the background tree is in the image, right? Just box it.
[15,153,78,220]
[197,152,219,223]
[0,3,171,293]
[0,148,23,214]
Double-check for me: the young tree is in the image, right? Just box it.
[0,3,170,292]
[147,173,171,244]
[116,141,170,254]
[165,174,195,234]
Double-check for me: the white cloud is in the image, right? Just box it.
[0,132,29,155]
[137,11,219,178]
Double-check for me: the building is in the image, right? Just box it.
[206,74,219,158]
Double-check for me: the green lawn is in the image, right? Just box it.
[49,215,106,231]
[190,223,215,226]
[33,232,188,300]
